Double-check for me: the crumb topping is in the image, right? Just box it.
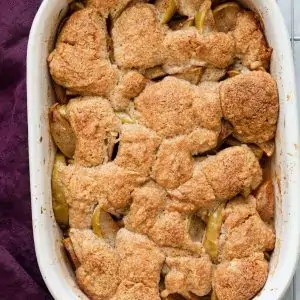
[49,1,278,299]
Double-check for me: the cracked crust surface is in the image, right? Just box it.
[187,128,219,155]
[112,229,164,299]
[163,28,201,74]
[90,163,148,213]
[124,183,206,253]
[222,196,257,231]
[192,84,222,132]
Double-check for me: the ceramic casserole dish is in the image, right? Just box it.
[27,0,300,299]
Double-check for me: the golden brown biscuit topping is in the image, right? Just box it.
[49,1,278,299]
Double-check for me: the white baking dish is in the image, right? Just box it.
[27,0,300,299]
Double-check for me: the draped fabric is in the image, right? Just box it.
[0,1,52,299]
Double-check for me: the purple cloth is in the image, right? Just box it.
[0,1,52,299]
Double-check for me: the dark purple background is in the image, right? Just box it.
[0,0,52,299]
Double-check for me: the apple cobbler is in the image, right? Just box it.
[48,0,279,299]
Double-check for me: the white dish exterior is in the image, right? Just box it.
[27,0,300,299]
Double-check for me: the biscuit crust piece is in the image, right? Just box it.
[67,97,120,167]
[255,180,275,223]
[170,146,262,209]
[115,124,161,175]
[116,228,165,288]
[113,229,164,300]
[220,71,279,144]
[112,3,167,69]
[200,145,262,201]
[69,229,120,300]
[168,162,217,209]
[163,29,235,73]
[213,253,268,300]
[110,71,148,110]
[124,183,166,235]
[48,9,118,96]
[233,11,272,69]
[152,136,194,189]
[219,196,275,261]
[220,214,275,261]
[162,255,213,298]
